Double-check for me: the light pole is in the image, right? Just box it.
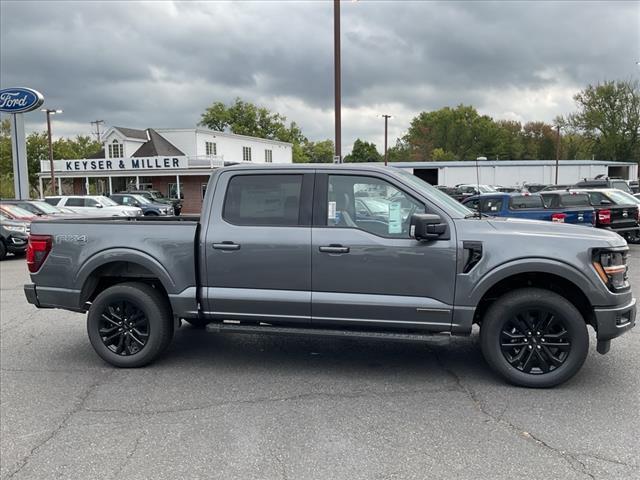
[333,0,341,163]
[382,114,392,166]
[555,125,561,184]
[42,108,62,195]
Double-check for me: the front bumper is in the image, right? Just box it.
[593,297,636,353]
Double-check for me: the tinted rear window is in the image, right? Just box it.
[223,174,303,226]
[558,194,591,207]
[509,195,543,209]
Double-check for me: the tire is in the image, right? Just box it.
[183,318,210,329]
[0,241,6,261]
[145,211,159,216]
[87,282,173,367]
[480,288,589,388]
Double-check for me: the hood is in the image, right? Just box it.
[486,216,625,247]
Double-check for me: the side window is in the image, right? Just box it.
[327,175,425,238]
[44,197,60,206]
[465,199,479,210]
[480,198,503,212]
[119,196,131,205]
[65,197,84,207]
[509,195,544,209]
[223,174,303,226]
[85,198,100,207]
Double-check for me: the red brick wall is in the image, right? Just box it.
[149,175,210,214]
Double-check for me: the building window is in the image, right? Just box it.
[108,140,124,158]
[265,149,273,163]
[242,146,252,162]
[168,182,183,199]
[206,141,217,156]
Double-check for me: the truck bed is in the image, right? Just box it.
[27,216,199,312]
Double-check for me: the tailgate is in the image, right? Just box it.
[609,205,638,230]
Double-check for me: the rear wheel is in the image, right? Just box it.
[87,282,173,367]
[480,288,589,388]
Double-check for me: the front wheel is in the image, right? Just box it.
[87,282,173,367]
[480,288,589,388]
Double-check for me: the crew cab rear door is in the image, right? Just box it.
[202,170,314,324]
[310,171,456,331]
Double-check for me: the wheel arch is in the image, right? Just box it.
[77,249,176,307]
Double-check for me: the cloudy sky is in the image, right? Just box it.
[1,0,638,154]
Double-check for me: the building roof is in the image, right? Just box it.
[389,160,637,168]
[113,126,148,140]
[132,129,185,157]
[155,127,293,147]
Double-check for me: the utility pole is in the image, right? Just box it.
[382,114,391,166]
[333,0,342,163]
[42,108,62,195]
[91,120,105,142]
[555,125,561,184]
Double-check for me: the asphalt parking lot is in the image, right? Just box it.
[1,249,639,480]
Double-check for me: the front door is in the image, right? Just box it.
[311,172,457,331]
[203,170,314,324]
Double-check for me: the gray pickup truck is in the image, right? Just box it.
[24,165,636,387]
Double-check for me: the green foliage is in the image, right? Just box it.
[563,80,640,161]
[0,120,102,196]
[344,138,382,163]
[303,139,335,163]
[199,98,310,162]
[431,148,456,161]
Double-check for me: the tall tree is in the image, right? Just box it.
[563,80,640,161]
[199,98,309,162]
[303,139,335,163]
[343,139,382,163]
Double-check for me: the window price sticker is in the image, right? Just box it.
[389,201,402,234]
[328,201,337,220]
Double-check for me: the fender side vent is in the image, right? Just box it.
[463,241,483,273]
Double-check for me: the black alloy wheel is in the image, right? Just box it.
[87,282,173,367]
[500,309,571,375]
[99,300,150,356]
[480,288,589,388]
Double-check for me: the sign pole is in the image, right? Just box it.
[10,113,30,199]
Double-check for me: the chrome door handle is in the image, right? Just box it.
[319,245,350,254]
[213,242,240,251]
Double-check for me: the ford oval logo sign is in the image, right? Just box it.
[0,87,44,114]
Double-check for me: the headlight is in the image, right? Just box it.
[5,225,26,233]
[593,249,629,291]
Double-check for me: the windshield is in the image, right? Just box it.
[1,204,34,217]
[97,196,118,206]
[606,190,640,205]
[30,201,62,214]
[610,180,631,193]
[132,194,152,204]
[393,169,473,218]
[148,190,165,199]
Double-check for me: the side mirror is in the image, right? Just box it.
[410,213,447,241]
[600,200,612,206]
[95,204,103,208]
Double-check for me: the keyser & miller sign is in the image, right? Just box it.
[41,156,188,172]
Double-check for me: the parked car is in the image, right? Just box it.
[0,212,29,260]
[24,164,636,388]
[493,185,520,193]
[462,192,595,225]
[1,199,77,217]
[0,203,39,222]
[109,193,174,216]
[574,177,632,194]
[44,195,142,217]
[451,184,497,202]
[569,189,640,240]
[125,189,182,215]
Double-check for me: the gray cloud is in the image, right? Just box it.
[1,0,638,154]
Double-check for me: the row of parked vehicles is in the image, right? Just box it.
[434,178,640,244]
[0,190,182,260]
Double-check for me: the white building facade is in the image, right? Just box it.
[38,126,293,213]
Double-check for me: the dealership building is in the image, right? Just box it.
[39,126,293,213]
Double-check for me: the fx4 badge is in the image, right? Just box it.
[55,234,87,244]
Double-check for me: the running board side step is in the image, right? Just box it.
[205,322,451,344]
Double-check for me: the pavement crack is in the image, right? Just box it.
[4,370,114,479]
[110,431,145,480]
[430,348,602,480]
